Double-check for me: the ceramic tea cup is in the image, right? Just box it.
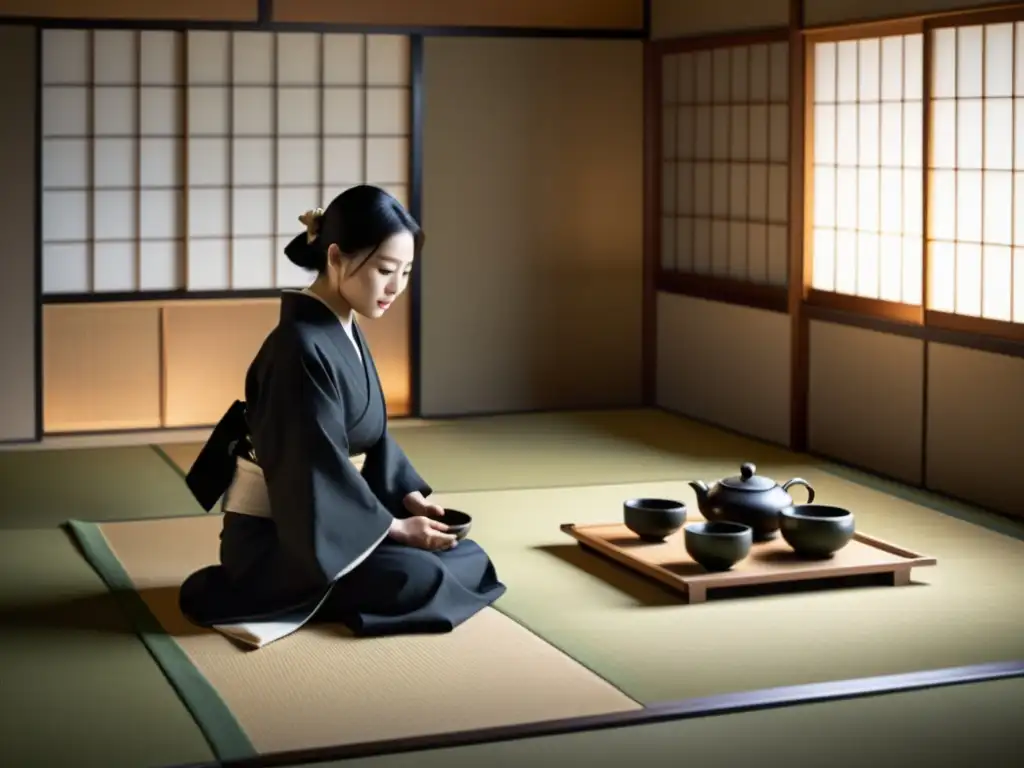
[779,504,855,558]
[623,498,688,542]
[441,508,473,540]
[684,521,752,571]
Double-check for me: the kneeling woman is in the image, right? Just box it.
[178,185,506,648]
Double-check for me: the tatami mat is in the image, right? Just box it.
[4,408,1023,768]
[423,475,1024,704]
[0,528,214,768]
[0,446,203,529]
[318,676,1024,768]
[155,442,202,476]
[72,514,639,760]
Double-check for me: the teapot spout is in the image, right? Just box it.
[688,480,711,514]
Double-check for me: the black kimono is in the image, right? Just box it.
[178,290,505,645]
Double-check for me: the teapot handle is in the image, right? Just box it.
[782,478,815,503]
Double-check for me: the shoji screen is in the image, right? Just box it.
[39,28,412,431]
[662,40,791,285]
[41,29,411,296]
[809,33,924,305]
[928,22,1024,324]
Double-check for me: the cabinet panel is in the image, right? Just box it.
[162,300,279,427]
[358,293,411,416]
[43,304,162,433]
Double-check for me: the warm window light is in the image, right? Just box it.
[811,23,1024,325]
[927,22,1024,324]
[810,34,924,305]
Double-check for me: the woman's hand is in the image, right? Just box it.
[388,516,457,551]
[402,491,445,519]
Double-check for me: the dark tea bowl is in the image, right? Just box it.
[684,521,752,572]
[441,508,473,540]
[623,498,688,542]
[780,504,855,558]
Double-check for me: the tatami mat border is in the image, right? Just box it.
[64,519,257,761]
[66,516,1024,768]
[166,659,1024,768]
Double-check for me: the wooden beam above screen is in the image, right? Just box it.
[0,0,258,22]
[271,0,645,32]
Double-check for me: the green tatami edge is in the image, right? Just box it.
[63,519,256,763]
[152,444,189,480]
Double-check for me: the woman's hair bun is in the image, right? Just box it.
[284,208,327,271]
[283,235,323,271]
[282,188,423,274]
[298,208,324,243]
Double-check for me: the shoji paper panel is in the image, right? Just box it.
[90,30,139,292]
[231,32,277,290]
[139,31,186,290]
[40,28,92,294]
[809,34,924,304]
[662,41,790,284]
[41,28,187,294]
[41,29,411,297]
[927,23,1024,324]
[274,31,324,287]
[186,30,412,292]
[186,30,240,290]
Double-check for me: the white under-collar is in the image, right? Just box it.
[287,287,362,360]
[295,287,354,328]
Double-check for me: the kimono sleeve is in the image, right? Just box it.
[360,430,433,516]
[249,337,394,587]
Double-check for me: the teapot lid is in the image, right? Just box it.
[720,462,776,491]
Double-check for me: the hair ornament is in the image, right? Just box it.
[298,208,324,243]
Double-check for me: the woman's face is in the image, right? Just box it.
[328,230,415,319]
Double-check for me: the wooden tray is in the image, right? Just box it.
[560,522,937,604]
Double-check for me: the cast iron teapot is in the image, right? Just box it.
[688,462,815,542]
